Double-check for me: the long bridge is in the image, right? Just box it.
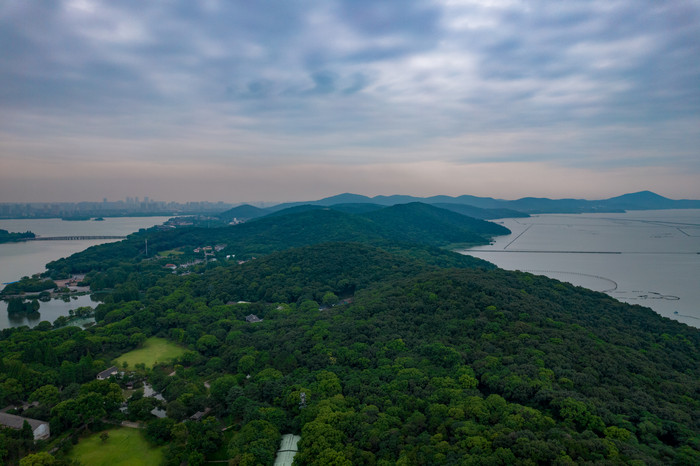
[27,235,126,241]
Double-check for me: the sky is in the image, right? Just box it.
[1,0,699,204]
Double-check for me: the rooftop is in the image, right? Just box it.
[0,412,50,439]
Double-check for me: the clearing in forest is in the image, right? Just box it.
[114,337,186,368]
[68,427,164,466]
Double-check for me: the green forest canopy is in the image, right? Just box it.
[1,204,698,465]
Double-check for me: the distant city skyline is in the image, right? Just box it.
[1,1,699,203]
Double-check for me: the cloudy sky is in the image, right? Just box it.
[1,0,699,203]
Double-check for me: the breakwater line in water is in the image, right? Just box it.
[26,235,126,241]
[522,270,618,293]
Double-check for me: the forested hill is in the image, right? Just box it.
[4,241,697,464]
[192,242,494,304]
[45,203,506,276]
[218,200,527,221]
[251,190,700,215]
[3,200,700,464]
[361,202,508,245]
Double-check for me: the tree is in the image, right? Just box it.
[229,420,280,465]
[128,397,157,421]
[315,448,353,465]
[30,385,60,408]
[19,452,58,466]
[80,380,123,412]
[21,420,34,448]
[322,292,339,306]
[196,335,219,356]
[7,298,28,314]
[209,375,238,407]
[145,418,175,445]
[166,400,189,421]
[299,300,320,313]
[238,355,256,374]
[52,393,106,430]
[129,333,147,347]
[313,371,342,398]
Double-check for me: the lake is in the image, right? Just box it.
[0,294,98,329]
[461,209,700,329]
[0,216,171,329]
[0,216,172,288]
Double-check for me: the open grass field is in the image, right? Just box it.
[158,249,184,257]
[114,336,186,368]
[68,427,164,466]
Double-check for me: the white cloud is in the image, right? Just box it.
[0,0,698,202]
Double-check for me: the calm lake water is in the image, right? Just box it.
[0,294,98,329]
[462,210,700,329]
[0,217,171,287]
[0,216,170,329]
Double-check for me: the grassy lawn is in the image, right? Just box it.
[69,427,164,466]
[158,249,184,257]
[114,337,186,368]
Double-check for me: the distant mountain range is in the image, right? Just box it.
[219,190,700,221]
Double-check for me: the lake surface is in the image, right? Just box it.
[0,216,171,330]
[0,294,98,329]
[461,210,700,328]
[0,217,171,289]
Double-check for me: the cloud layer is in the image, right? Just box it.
[1,0,699,202]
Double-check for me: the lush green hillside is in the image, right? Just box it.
[193,242,493,304]
[45,208,387,276]
[432,202,529,220]
[45,203,506,277]
[327,203,385,215]
[3,204,699,465]
[362,202,509,246]
[220,199,527,220]
[217,204,267,221]
[268,190,700,214]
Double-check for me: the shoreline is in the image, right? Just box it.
[462,210,700,329]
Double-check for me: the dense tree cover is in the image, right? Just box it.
[216,204,267,222]
[217,200,528,221]
[361,202,509,245]
[44,203,505,277]
[0,421,36,465]
[1,207,699,464]
[134,265,698,464]
[1,278,57,297]
[431,203,529,220]
[0,229,35,243]
[6,298,40,314]
[191,242,493,305]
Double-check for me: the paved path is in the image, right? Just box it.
[120,420,143,429]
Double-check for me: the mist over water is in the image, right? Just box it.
[463,210,700,328]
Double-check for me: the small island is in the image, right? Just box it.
[6,297,40,314]
[0,228,35,243]
[0,277,57,297]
